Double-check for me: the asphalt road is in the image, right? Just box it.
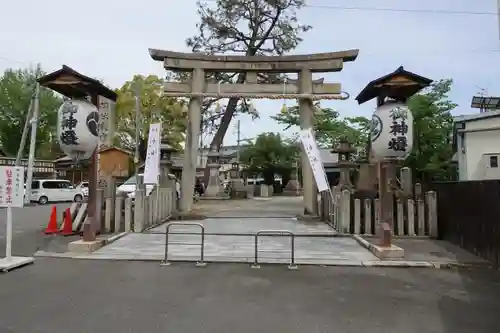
[0,203,73,256]
[0,259,499,333]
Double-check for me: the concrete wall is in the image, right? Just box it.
[459,117,500,180]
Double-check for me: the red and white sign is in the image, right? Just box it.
[0,166,25,208]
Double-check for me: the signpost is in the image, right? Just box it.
[0,166,35,271]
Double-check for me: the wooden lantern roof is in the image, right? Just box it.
[355,66,432,105]
[37,65,117,101]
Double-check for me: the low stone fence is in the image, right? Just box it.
[102,187,176,233]
[319,189,438,237]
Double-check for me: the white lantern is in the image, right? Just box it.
[370,101,413,161]
[57,99,99,161]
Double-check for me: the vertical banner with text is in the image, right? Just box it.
[97,96,116,187]
[299,128,330,192]
[144,123,162,185]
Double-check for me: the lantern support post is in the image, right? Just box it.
[37,66,117,242]
[355,66,432,248]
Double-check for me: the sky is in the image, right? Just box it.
[1,0,500,146]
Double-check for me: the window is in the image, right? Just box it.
[490,156,498,168]
[42,181,59,189]
[58,181,72,189]
[124,175,137,185]
[31,181,40,189]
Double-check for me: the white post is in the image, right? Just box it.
[24,83,40,204]
[155,186,160,223]
[498,0,500,40]
[6,207,12,260]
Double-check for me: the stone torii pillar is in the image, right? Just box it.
[298,68,318,215]
[179,68,204,212]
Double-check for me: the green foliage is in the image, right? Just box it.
[271,103,370,159]
[186,0,312,148]
[0,66,62,158]
[239,132,299,185]
[404,79,457,181]
[115,75,187,156]
[272,79,457,182]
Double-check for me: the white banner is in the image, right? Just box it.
[0,166,25,208]
[299,128,330,192]
[143,123,162,185]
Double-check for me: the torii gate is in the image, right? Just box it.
[149,49,359,215]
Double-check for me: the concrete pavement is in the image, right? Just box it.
[1,259,499,333]
[0,203,73,257]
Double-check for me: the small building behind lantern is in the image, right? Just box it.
[453,95,500,181]
[54,146,133,185]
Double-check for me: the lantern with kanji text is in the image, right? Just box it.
[57,99,100,161]
[370,101,414,161]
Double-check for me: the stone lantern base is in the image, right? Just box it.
[283,179,301,196]
[204,163,227,198]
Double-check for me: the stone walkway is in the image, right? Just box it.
[88,197,378,264]
[89,231,377,264]
[148,216,336,235]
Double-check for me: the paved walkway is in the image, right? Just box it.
[88,197,378,264]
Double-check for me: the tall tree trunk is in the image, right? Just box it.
[208,72,247,150]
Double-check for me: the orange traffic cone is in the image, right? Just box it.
[61,208,74,236]
[44,206,59,234]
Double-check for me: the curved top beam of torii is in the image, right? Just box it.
[149,48,359,73]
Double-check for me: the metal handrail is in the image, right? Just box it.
[162,222,206,267]
[253,230,297,269]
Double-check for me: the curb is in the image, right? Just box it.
[33,233,494,269]
[32,251,494,269]
[143,217,172,232]
[352,234,492,269]
[103,232,129,245]
[352,234,377,253]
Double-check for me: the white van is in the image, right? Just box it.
[117,173,179,199]
[29,179,85,205]
[116,174,155,199]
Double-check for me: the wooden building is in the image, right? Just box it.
[54,146,133,185]
[0,157,56,179]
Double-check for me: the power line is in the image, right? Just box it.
[202,0,498,17]
[0,55,31,65]
[301,3,497,16]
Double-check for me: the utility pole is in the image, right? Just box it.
[295,155,300,196]
[24,83,40,204]
[236,119,241,164]
[15,95,34,166]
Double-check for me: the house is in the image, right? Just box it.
[453,96,500,181]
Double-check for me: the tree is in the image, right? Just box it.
[239,132,299,185]
[114,75,187,161]
[272,104,370,159]
[0,66,62,158]
[186,0,312,149]
[405,79,456,182]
